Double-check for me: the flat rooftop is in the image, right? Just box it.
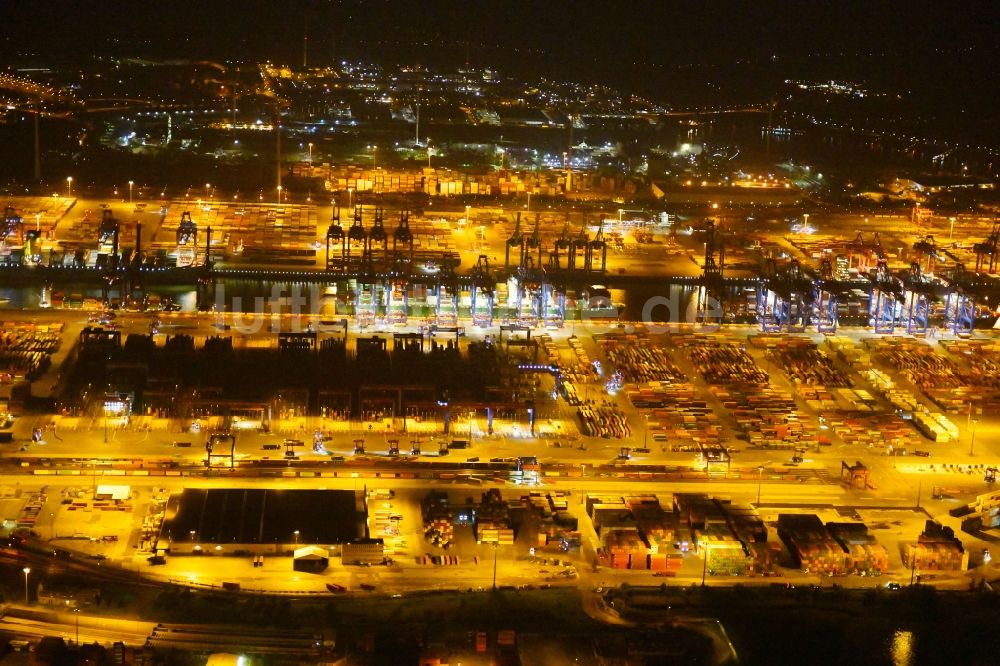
[161,488,364,546]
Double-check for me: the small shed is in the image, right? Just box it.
[95,485,131,501]
[293,545,330,572]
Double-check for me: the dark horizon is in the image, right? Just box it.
[4,2,998,77]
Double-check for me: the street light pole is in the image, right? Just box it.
[756,466,764,505]
[492,542,498,590]
[970,419,978,456]
[308,142,313,164]
[128,180,134,205]
[22,567,30,604]
[294,530,300,547]
[66,176,72,198]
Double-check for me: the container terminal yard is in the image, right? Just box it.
[2,14,1000,658]
[1,190,1000,662]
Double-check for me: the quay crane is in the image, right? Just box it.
[174,211,198,268]
[941,263,996,336]
[501,212,563,327]
[513,255,545,327]
[434,257,461,327]
[897,261,945,335]
[325,203,345,271]
[392,210,414,263]
[867,258,904,334]
[355,205,387,327]
[470,254,496,327]
[504,211,526,270]
[569,225,589,272]
[525,214,544,269]
[912,235,939,275]
[345,204,367,267]
[587,221,608,273]
[974,220,999,274]
[695,220,726,328]
[847,231,884,273]
[812,259,854,333]
[386,211,415,324]
[177,211,197,246]
[757,258,813,333]
[549,218,572,271]
[365,204,389,262]
[1,206,22,244]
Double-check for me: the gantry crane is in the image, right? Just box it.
[513,255,545,327]
[325,203,345,271]
[346,204,367,266]
[897,261,945,335]
[696,220,726,328]
[434,258,461,327]
[757,258,813,332]
[569,226,589,272]
[812,259,851,333]
[587,221,608,273]
[385,210,415,324]
[912,204,933,228]
[505,211,526,270]
[366,204,389,262]
[525,214,543,268]
[470,254,496,327]
[868,258,903,334]
[942,263,979,336]
[848,231,884,272]
[974,220,999,274]
[177,211,197,246]
[1,206,22,244]
[392,210,414,264]
[912,235,939,275]
[549,218,572,270]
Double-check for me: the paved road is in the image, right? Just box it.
[0,604,153,646]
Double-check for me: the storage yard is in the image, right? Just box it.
[869,337,974,413]
[0,308,997,606]
[0,321,63,382]
[154,200,318,259]
[580,491,940,580]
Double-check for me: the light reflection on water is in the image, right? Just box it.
[890,629,914,666]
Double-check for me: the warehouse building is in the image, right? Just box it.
[160,488,366,555]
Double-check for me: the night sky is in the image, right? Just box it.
[4,1,997,70]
